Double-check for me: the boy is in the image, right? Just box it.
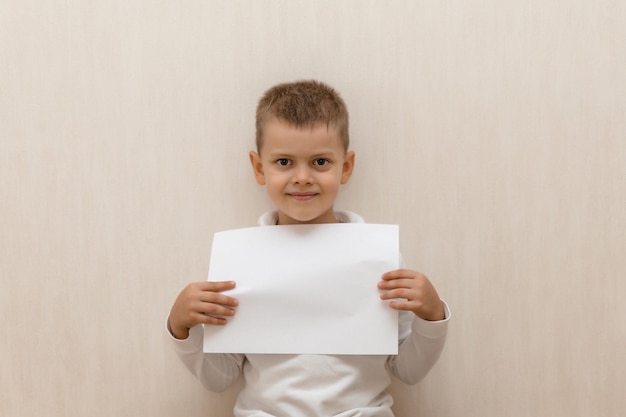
[167,80,450,416]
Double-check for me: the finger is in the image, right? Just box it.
[194,301,237,320]
[380,288,414,301]
[387,299,418,311]
[195,312,230,326]
[179,301,236,329]
[381,269,421,281]
[198,291,239,308]
[378,278,415,290]
[201,280,237,292]
[381,269,405,280]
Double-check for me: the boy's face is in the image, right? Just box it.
[249,118,355,225]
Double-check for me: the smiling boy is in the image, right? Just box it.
[167,80,450,416]
[249,116,354,225]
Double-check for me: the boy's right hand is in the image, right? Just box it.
[168,281,238,340]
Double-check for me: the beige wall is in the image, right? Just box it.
[2,1,625,416]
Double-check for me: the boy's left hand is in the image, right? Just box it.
[378,269,445,321]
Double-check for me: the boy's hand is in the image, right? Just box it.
[378,269,445,321]
[168,281,238,340]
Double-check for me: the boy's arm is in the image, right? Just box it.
[167,321,245,392]
[387,303,450,384]
[378,267,450,384]
[167,281,243,392]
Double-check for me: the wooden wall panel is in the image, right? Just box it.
[1,1,624,416]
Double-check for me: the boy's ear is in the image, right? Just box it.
[340,151,355,184]
[249,151,266,185]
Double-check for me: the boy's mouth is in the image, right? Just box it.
[288,192,317,201]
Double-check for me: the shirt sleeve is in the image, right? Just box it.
[386,300,451,385]
[167,321,245,392]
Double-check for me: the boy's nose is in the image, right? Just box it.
[292,167,313,184]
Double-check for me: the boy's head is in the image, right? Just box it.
[255,80,350,154]
[250,80,355,225]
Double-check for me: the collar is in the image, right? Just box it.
[257,210,365,226]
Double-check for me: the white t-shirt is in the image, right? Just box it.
[168,211,450,416]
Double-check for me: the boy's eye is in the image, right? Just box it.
[313,158,329,167]
[276,158,290,166]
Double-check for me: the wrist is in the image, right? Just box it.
[167,317,190,340]
[418,300,446,321]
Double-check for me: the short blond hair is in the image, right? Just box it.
[255,80,349,152]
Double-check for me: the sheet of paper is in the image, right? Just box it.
[203,223,399,355]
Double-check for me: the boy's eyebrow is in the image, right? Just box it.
[265,151,294,158]
[266,150,338,158]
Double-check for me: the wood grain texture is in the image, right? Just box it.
[1,1,624,416]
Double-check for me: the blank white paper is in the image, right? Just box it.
[203,223,399,355]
